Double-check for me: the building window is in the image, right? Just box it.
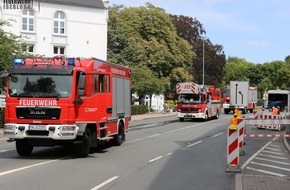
[22,10,34,32]
[26,44,34,53]
[53,46,65,55]
[54,11,65,34]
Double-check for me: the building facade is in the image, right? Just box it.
[0,0,108,60]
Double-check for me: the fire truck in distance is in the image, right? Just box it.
[176,82,222,122]
[2,57,131,157]
[222,86,257,114]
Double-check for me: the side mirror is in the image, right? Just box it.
[78,74,86,97]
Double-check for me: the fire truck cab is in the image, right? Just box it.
[176,82,221,122]
[2,57,131,157]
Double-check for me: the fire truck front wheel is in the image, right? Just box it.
[16,140,33,156]
[75,127,91,157]
[114,122,124,146]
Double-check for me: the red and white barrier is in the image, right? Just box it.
[247,112,288,131]
[244,134,290,138]
[226,118,244,173]
[238,119,245,156]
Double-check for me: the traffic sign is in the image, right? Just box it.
[230,81,249,107]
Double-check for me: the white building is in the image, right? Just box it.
[146,94,165,113]
[134,93,165,113]
[0,0,108,60]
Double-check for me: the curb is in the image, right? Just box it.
[283,131,290,153]
[130,112,177,121]
[0,128,3,139]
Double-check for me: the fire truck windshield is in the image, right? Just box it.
[8,74,72,98]
[177,94,202,104]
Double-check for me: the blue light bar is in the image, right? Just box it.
[67,58,75,66]
[13,58,24,65]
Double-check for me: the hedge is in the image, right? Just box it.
[131,105,148,115]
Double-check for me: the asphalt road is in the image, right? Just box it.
[0,113,289,190]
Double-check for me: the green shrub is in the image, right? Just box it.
[166,100,177,109]
[131,105,148,115]
[257,99,264,106]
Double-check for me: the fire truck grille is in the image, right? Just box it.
[180,108,199,113]
[16,107,61,119]
[26,130,49,136]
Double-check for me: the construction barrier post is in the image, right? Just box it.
[238,118,245,156]
[226,123,241,173]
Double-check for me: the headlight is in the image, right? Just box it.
[61,126,76,131]
[4,125,15,130]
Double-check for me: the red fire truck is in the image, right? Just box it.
[176,82,222,122]
[2,57,131,157]
[222,86,257,114]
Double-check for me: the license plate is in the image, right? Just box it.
[186,114,193,117]
[29,125,46,130]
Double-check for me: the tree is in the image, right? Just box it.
[220,57,251,88]
[0,21,30,72]
[0,21,34,91]
[261,61,285,89]
[170,15,226,86]
[131,66,164,108]
[108,3,194,99]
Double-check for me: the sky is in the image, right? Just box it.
[108,0,290,64]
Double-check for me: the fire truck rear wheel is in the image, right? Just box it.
[114,123,124,146]
[16,140,33,156]
[76,127,91,157]
[204,113,208,121]
[215,111,219,119]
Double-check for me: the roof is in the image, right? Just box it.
[39,0,106,9]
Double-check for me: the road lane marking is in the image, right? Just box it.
[186,140,202,148]
[90,176,119,190]
[212,132,223,137]
[262,150,284,155]
[269,144,279,147]
[165,118,229,134]
[148,152,172,163]
[246,166,287,177]
[0,157,69,177]
[149,156,163,163]
[251,161,290,171]
[259,153,287,160]
[241,137,277,170]
[265,147,281,151]
[129,117,229,143]
[0,148,15,153]
[128,134,161,143]
[255,157,290,165]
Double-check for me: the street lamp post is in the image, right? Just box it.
[202,38,205,88]
[202,36,207,88]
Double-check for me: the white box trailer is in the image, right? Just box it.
[264,90,290,112]
[223,81,257,114]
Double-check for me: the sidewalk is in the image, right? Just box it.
[130,111,176,121]
[236,174,290,190]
